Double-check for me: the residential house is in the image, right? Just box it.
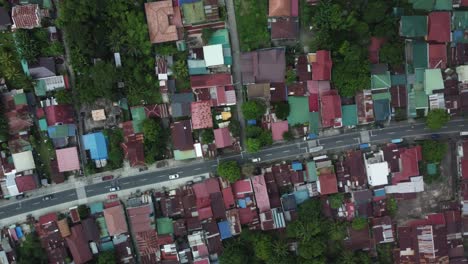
[391,145,422,184]
[14,174,38,193]
[247,83,271,101]
[44,104,74,126]
[56,147,80,172]
[121,133,145,168]
[66,225,93,264]
[364,150,390,187]
[203,44,224,67]
[27,57,56,79]
[316,158,338,195]
[170,93,194,118]
[241,48,286,84]
[171,120,197,160]
[270,82,287,102]
[320,90,342,128]
[427,12,451,43]
[12,150,35,172]
[34,75,67,97]
[11,4,41,29]
[271,17,299,40]
[0,7,11,30]
[371,216,395,244]
[82,132,108,168]
[341,105,358,127]
[400,16,428,38]
[271,120,288,141]
[429,44,447,69]
[35,213,68,264]
[368,37,385,64]
[144,0,182,43]
[103,204,129,237]
[190,74,236,107]
[311,50,332,81]
[214,127,233,149]
[191,101,213,130]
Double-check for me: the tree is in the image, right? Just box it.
[298,241,325,260]
[285,68,296,85]
[201,129,214,144]
[54,89,73,105]
[246,126,263,138]
[219,239,250,264]
[228,120,241,137]
[252,234,273,261]
[422,140,447,163]
[328,193,344,209]
[328,221,346,241]
[17,233,47,264]
[377,243,394,264]
[0,104,9,141]
[246,138,261,153]
[77,204,89,219]
[332,59,371,96]
[351,217,368,230]
[77,61,118,103]
[380,42,404,68]
[106,128,124,169]
[259,131,273,146]
[426,109,450,130]
[242,164,255,176]
[242,100,267,120]
[283,131,293,141]
[97,251,116,264]
[386,197,398,217]
[217,161,241,183]
[142,118,169,162]
[274,102,290,120]
[201,28,216,44]
[362,1,388,24]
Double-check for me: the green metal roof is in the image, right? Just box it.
[408,0,434,10]
[96,216,109,238]
[131,107,147,133]
[412,41,428,69]
[287,96,310,125]
[400,16,428,37]
[306,161,318,182]
[157,217,174,235]
[453,11,468,30]
[391,74,407,86]
[13,93,27,105]
[341,105,358,127]
[209,29,230,46]
[371,71,391,90]
[90,202,104,214]
[34,79,46,97]
[38,118,48,131]
[181,1,206,24]
[309,112,320,134]
[424,69,444,95]
[372,91,391,101]
[415,90,429,109]
[427,163,438,175]
[434,0,452,10]
[174,149,197,160]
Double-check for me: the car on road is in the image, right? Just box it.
[102,175,114,181]
[252,157,261,163]
[359,143,371,149]
[431,134,441,140]
[391,138,403,144]
[109,187,120,192]
[169,174,180,180]
[42,195,53,201]
[309,146,324,153]
[16,194,25,200]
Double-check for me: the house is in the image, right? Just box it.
[34,75,67,97]
[269,0,291,17]
[35,213,68,264]
[317,169,338,195]
[0,7,11,30]
[170,93,194,118]
[271,120,289,141]
[44,105,75,126]
[213,127,232,149]
[271,18,299,40]
[14,174,37,193]
[121,135,145,167]
[252,175,270,213]
[425,68,444,95]
[400,16,428,38]
[126,201,158,263]
[364,150,389,187]
[368,37,385,64]
[344,224,372,250]
[356,90,375,124]
[28,57,56,79]
[203,44,224,67]
[171,120,194,151]
[241,48,286,84]
[390,85,407,108]
[307,80,330,112]
[341,105,358,127]
[260,208,286,230]
[144,0,181,43]
[427,12,451,43]
[429,44,447,69]
[190,74,236,106]
[373,96,391,122]
[385,176,424,194]
[191,101,213,130]
[320,90,342,128]
[12,150,35,172]
[56,147,80,172]
[270,82,287,102]
[247,83,271,101]
[66,225,93,264]
[82,132,108,166]
[311,50,332,81]
[392,146,422,184]
[11,4,41,29]
[103,204,128,236]
[371,216,395,244]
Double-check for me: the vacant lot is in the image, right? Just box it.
[234,0,270,51]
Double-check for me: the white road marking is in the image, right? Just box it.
[87,189,94,192]
[122,182,131,185]
[387,132,395,135]
[32,202,40,205]
[104,185,110,189]
[459,124,465,127]
[336,140,343,143]
[15,207,20,210]
[138,178,147,182]
[194,168,201,171]
[157,175,167,178]
[406,129,413,132]
[211,164,217,167]
[282,150,290,153]
[265,153,272,156]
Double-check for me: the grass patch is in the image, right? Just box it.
[234,0,270,51]
[30,133,56,181]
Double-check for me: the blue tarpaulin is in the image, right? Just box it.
[218,221,232,240]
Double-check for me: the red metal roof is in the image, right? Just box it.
[103,204,128,236]
[121,136,145,167]
[190,74,232,89]
[171,120,194,151]
[70,208,80,223]
[45,105,75,126]
[11,4,40,29]
[428,12,451,43]
[214,128,232,148]
[15,174,37,193]
[238,208,258,224]
[222,187,235,209]
[427,213,446,225]
[368,37,385,64]
[390,85,407,108]
[193,182,211,208]
[252,175,270,213]
[462,158,468,179]
[270,82,287,102]
[271,18,298,40]
[318,173,338,195]
[320,90,342,128]
[66,225,93,264]
[39,212,57,225]
[429,44,447,69]
[311,50,332,80]
[191,101,213,130]
[197,206,213,220]
[232,179,253,198]
[271,121,288,141]
[392,146,422,184]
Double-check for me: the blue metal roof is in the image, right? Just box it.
[292,161,303,171]
[293,190,309,205]
[218,221,232,240]
[82,132,108,160]
[374,188,386,197]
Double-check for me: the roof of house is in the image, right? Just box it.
[427,12,451,43]
[121,136,145,167]
[103,204,128,236]
[312,50,332,81]
[191,101,213,130]
[214,127,232,148]
[81,218,100,242]
[252,175,270,213]
[321,90,342,128]
[366,159,389,186]
[56,147,80,172]
[15,174,37,193]
[45,105,74,126]
[392,146,422,184]
[318,173,338,195]
[373,99,391,122]
[127,204,152,234]
[412,41,428,69]
[270,82,287,102]
[371,71,391,90]
[0,7,11,28]
[271,18,298,40]
[203,44,224,67]
[400,16,428,37]
[428,44,447,69]
[368,37,385,64]
[11,4,40,29]
[306,161,318,182]
[144,1,179,43]
[130,106,147,133]
[391,85,407,108]
[171,120,194,151]
[247,83,271,100]
[269,0,291,16]
[82,132,108,160]
[66,225,93,264]
[271,120,289,141]
[341,105,358,127]
[424,68,444,95]
[47,124,76,139]
[210,192,226,219]
[171,93,194,117]
[181,1,206,25]
[29,57,56,79]
[287,96,311,125]
[241,48,286,84]
[12,151,35,172]
[232,179,253,198]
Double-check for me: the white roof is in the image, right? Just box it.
[6,174,19,196]
[457,65,468,83]
[385,176,424,194]
[12,151,36,172]
[203,44,224,67]
[366,162,389,186]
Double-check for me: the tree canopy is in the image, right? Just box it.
[228,120,241,137]
[274,102,290,120]
[351,217,368,230]
[77,61,118,104]
[17,234,47,264]
[106,128,124,169]
[97,251,116,264]
[142,118,169,164]
[426,109,450,130]
[201,129,214,144]
[246,138,261,153]
[217,161,242,183]
[380,41,404,68]
[54,89,74,105]
[422,140,447,163]
[328,193,344,209]
[242,100,267,120]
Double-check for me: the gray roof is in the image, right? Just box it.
[171,93,194,117]
[29,57,56,79]
[0,7,11,28]
[241,48,286,85]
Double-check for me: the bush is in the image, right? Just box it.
[283,131,293,141]
[422,140,447,163]
[426,109,450,130]
[328,193,344,209]
[274,102,290,120]
[228,120,241,137]
[351,217,367,230]
[242,100,266,120]
[201,129,214,144]
[217,161,241,183]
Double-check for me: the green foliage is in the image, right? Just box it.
[351,217,368,230]
[219,239,250,264]
[78,204,89,219]
[377,243,394,264]
[172,59,190,91]
[217,161,241,183]
[123,57,162,106]
[426,109,450,130]
[386,197,398,217]
[234,0,270,51]
[15,29,40,62]
[328,221,347,241]
[242,100,266,120]
[332,59,370,96]
[54,89,73,105]
[154,43,178,56]
[201,129,214,144]
[0,104,9,141]
[380,41,404,68]
[97,251,116,264]
[373,17,398,39]
[106,128,124,169]
[283,131,293,141]
[201,28,216,44]
[17,233,47,264]
[422,140,447,163]
[259,131,273,146]
[142,118,169,163]
[285,68,296,85]
[362,1,389,24]
[274,102,290,120]
[77,61,118,103]
[298,241,325,260]
[328,193,344,209]
[246,138,261,153]
[228,120,241,137]
[246,126,263,138]
[42,42,65,57]
[0,34,32,89]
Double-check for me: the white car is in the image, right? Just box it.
[109,187,120,192]
[252,158,261,163]
[169,174,180,180]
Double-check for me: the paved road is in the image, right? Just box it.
[0,119,466,219]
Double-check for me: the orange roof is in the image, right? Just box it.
[145,1,179,44]
[269,0,291,17]
[103,204,128,236]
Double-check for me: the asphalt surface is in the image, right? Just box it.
[0,119,466,219]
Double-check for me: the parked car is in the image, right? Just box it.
[431,134,441,140]
[42,195,53,201]
[391,138,403,144]
[252,157,261,163]
[359,143,371,149]
[169,174,179,180]
[309,146,324,152]
[102,175,114,181]
[109,187,120,192]
[16,194,25,200]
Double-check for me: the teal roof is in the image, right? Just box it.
[174,149,197,160]
[157,217,174,235]
[427,163,438,175]
[131,107,147,133]
[306,161,318,182]
[13,93,27,105]
[400,16,428,37]
[415,90,429,109]
[424,69,444,95]
[434,0,452,10]
[188,60,208,75]
[453,11,468,31]
[47,124,76,139]
[372,91,391,101]
[408,0,434,10]
[35,79,46,97]
[309,112,320,134]
[391,74,407,86]
[90,202,104,214]
[38,118,48,131]
[408,87,417,117]
[100,241,114,251]
[371,71,391,90]
[413,41,428,69]
[341,105,358,127]
[373,99,391,121]
[208,29,232,65]
[287,96,310,125]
